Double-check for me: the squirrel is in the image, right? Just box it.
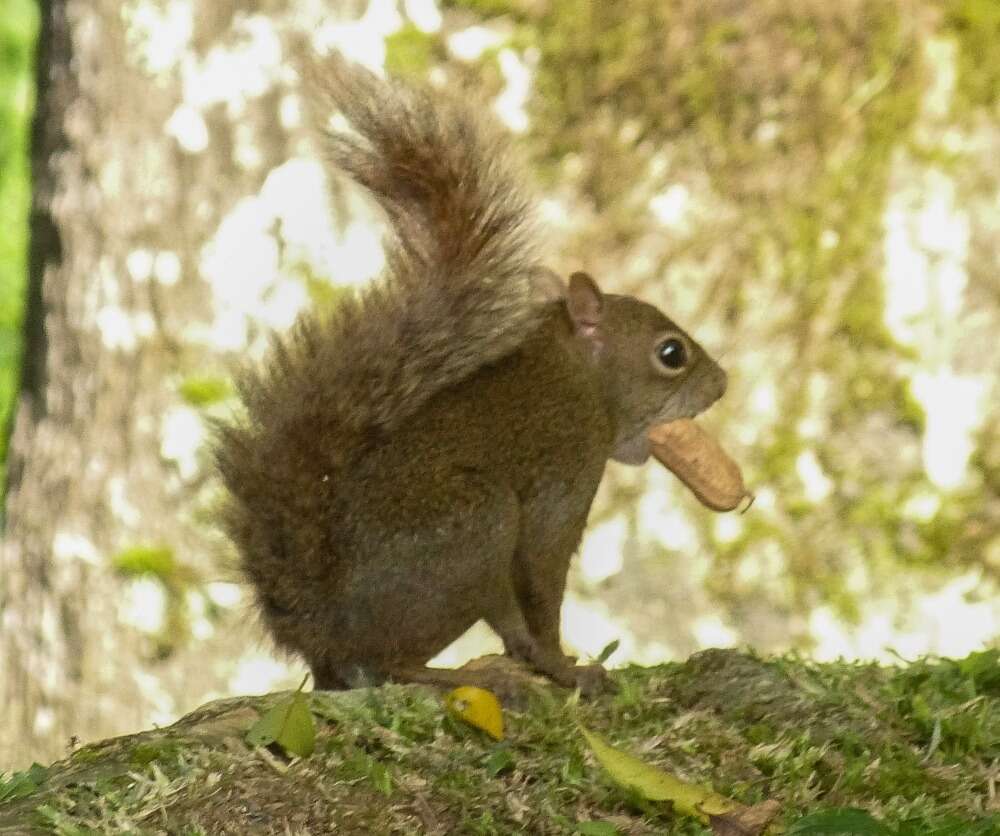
[214,56,729,697]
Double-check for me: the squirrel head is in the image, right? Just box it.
[563,271,728,466]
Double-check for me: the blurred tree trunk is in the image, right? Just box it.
[0,0,325,768]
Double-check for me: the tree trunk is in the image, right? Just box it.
[0,0,355,768]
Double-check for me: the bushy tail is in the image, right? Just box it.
[214,57,551,625]
[233,56,547,435]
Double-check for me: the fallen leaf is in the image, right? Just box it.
[484,746,515,776]
[580,726,782,834]
[246,675,315,757]
[446,686,504,740]
[581,726,737,818]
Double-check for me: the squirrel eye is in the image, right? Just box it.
[656,338,688,371]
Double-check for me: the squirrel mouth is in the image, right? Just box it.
[647,419,753,513]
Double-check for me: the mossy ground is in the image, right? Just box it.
[1,649,996,835]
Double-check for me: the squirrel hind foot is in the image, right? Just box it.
[310,657,545,701]
[391,659,542,703]
[312,655,614,701]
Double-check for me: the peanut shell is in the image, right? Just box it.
[648,419,749,512]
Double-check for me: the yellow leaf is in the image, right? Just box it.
[446,686,504,740]
[579,726,739,823]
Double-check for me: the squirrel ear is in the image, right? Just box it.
[567,271,604,341]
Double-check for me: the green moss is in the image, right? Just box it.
[68,746,103,765]
[943,0,1000,112]
[109,544,204,658]
[112,544,176,580]
[894,650,1000,757]
[385,23,438,77]
[897,381,927,434]
[178,375,232,408]
[129,740,180,767]
[2,654,997,833]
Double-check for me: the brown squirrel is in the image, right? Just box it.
[215,56,728,696]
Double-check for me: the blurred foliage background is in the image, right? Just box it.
[1,0,997,691]
[0,0,36,482]
[414,0,999,664]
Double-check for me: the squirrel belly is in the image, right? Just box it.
[215,56,729,697]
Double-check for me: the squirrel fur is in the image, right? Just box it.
[215,56,728,695]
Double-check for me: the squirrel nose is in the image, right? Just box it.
[714,364,728,401]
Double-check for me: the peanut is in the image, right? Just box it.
[648,419,750,512]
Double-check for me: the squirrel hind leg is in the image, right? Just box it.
[492,623,614,697]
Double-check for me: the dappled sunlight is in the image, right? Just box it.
[196,157,385,356]
[159,406,204,481]
[579,518,627,584]
[312,0,401,69]
[912,371,988,490]
[120,578,168,636]
[883,163,987,492]
[494,49,532,134]
[448,26,505,62]
[809,571,996,662]
[228,655,299,696]
[795,449,834,503]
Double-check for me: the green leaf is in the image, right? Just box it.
[484,746,515,777]
[368,758,393,796]
[0,763,49,803]
[579,726,739,823]
[787,808,894,835]
[959,649,1000,693]
[595,639,620,665]
[385,22,437,76]
[246,684,315,758]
